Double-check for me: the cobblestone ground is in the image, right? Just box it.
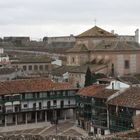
[0,121,88,137]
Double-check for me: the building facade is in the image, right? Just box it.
[3,37,30,46]
[66,26,140,77]
[43,35,75,44]
[0,48,10,67]
[0,79,78,127]
[107,87,140,133]
[76,80,130,136]
[11,60,52,76]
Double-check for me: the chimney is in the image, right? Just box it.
[135,29,139,43]
[112,82,114,90]
[111,30,115,34]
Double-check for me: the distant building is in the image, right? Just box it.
[43,35,75,44]
[66,26,140,77]
[11,56,52,76]
[76,80,130,136]
[3,37,30,46]
[117,29,139,43]
[0,48,10,67]
[0,67,23,81]
[51,64,108,87]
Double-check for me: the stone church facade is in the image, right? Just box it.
[66,26,140,77]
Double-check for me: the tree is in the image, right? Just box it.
[84,67,93,87]
[92,73,106,83]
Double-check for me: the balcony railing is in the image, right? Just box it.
[3,104,76,114]
[109,114,133,132]
[0,95,75,104]
[1,95,75,103]
[92,114,107,121]
[110,124,132,132]
[109,114,132,121]
[92,103,106,109]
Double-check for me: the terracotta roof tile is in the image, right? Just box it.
[0,79,76,95]
[93,41,140,51]
[66,44,89,53]
[52,64,107,76]
[77,26,116,38]
[107,87,140,109]
[78,84,117,99]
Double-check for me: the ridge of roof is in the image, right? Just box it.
[107,87,140,109]
[66,44,89,53]
[77,84,117,98]
[77,26,116,38]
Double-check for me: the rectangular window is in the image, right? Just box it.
[45,65,48,70]
[124,60,130,69]
[53,100,57,106]
[39,65,43,71]
[28,65,32,70]
[94,128,97,134]
[34,65,38,71]
[33,103,36,109]
[23,104,27,108]
[23,65,27,71]
[72,57,75,63]
[101,129,105,135]
[25,93,33,99]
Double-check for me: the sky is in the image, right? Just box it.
[0,0,140,40]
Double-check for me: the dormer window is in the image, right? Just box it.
[99,31,104,34]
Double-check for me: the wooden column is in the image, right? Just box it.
[25,113,28,124]
[35,112,37,124]
[5,115,7,126]
[15,114,17,125]
[45,111,47,122]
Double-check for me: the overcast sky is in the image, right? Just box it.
[0,0,139,40]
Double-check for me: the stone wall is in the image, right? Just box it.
[133,114,140,129]
[0,134,137,140]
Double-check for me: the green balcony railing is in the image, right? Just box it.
[76,96,92,105]
[3,104,76,114]
[1,95,75,103]
[92,103,106,109]
[109,114,133,132]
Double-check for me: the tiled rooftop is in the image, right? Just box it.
[93,40,140,51]
[12,55,52,64]
[0,79,76,95]
[77,26,116,38]
[107,87,140,109]
[67,40,140,53]
[118,76,140,85]
[51,64,107,76]
[77,84,117,99]
[66,44,89,53]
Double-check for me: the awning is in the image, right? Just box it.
[12,94,20,96]
[5,102,12,106]
[13,101,20,105]
[4,95,11,97]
